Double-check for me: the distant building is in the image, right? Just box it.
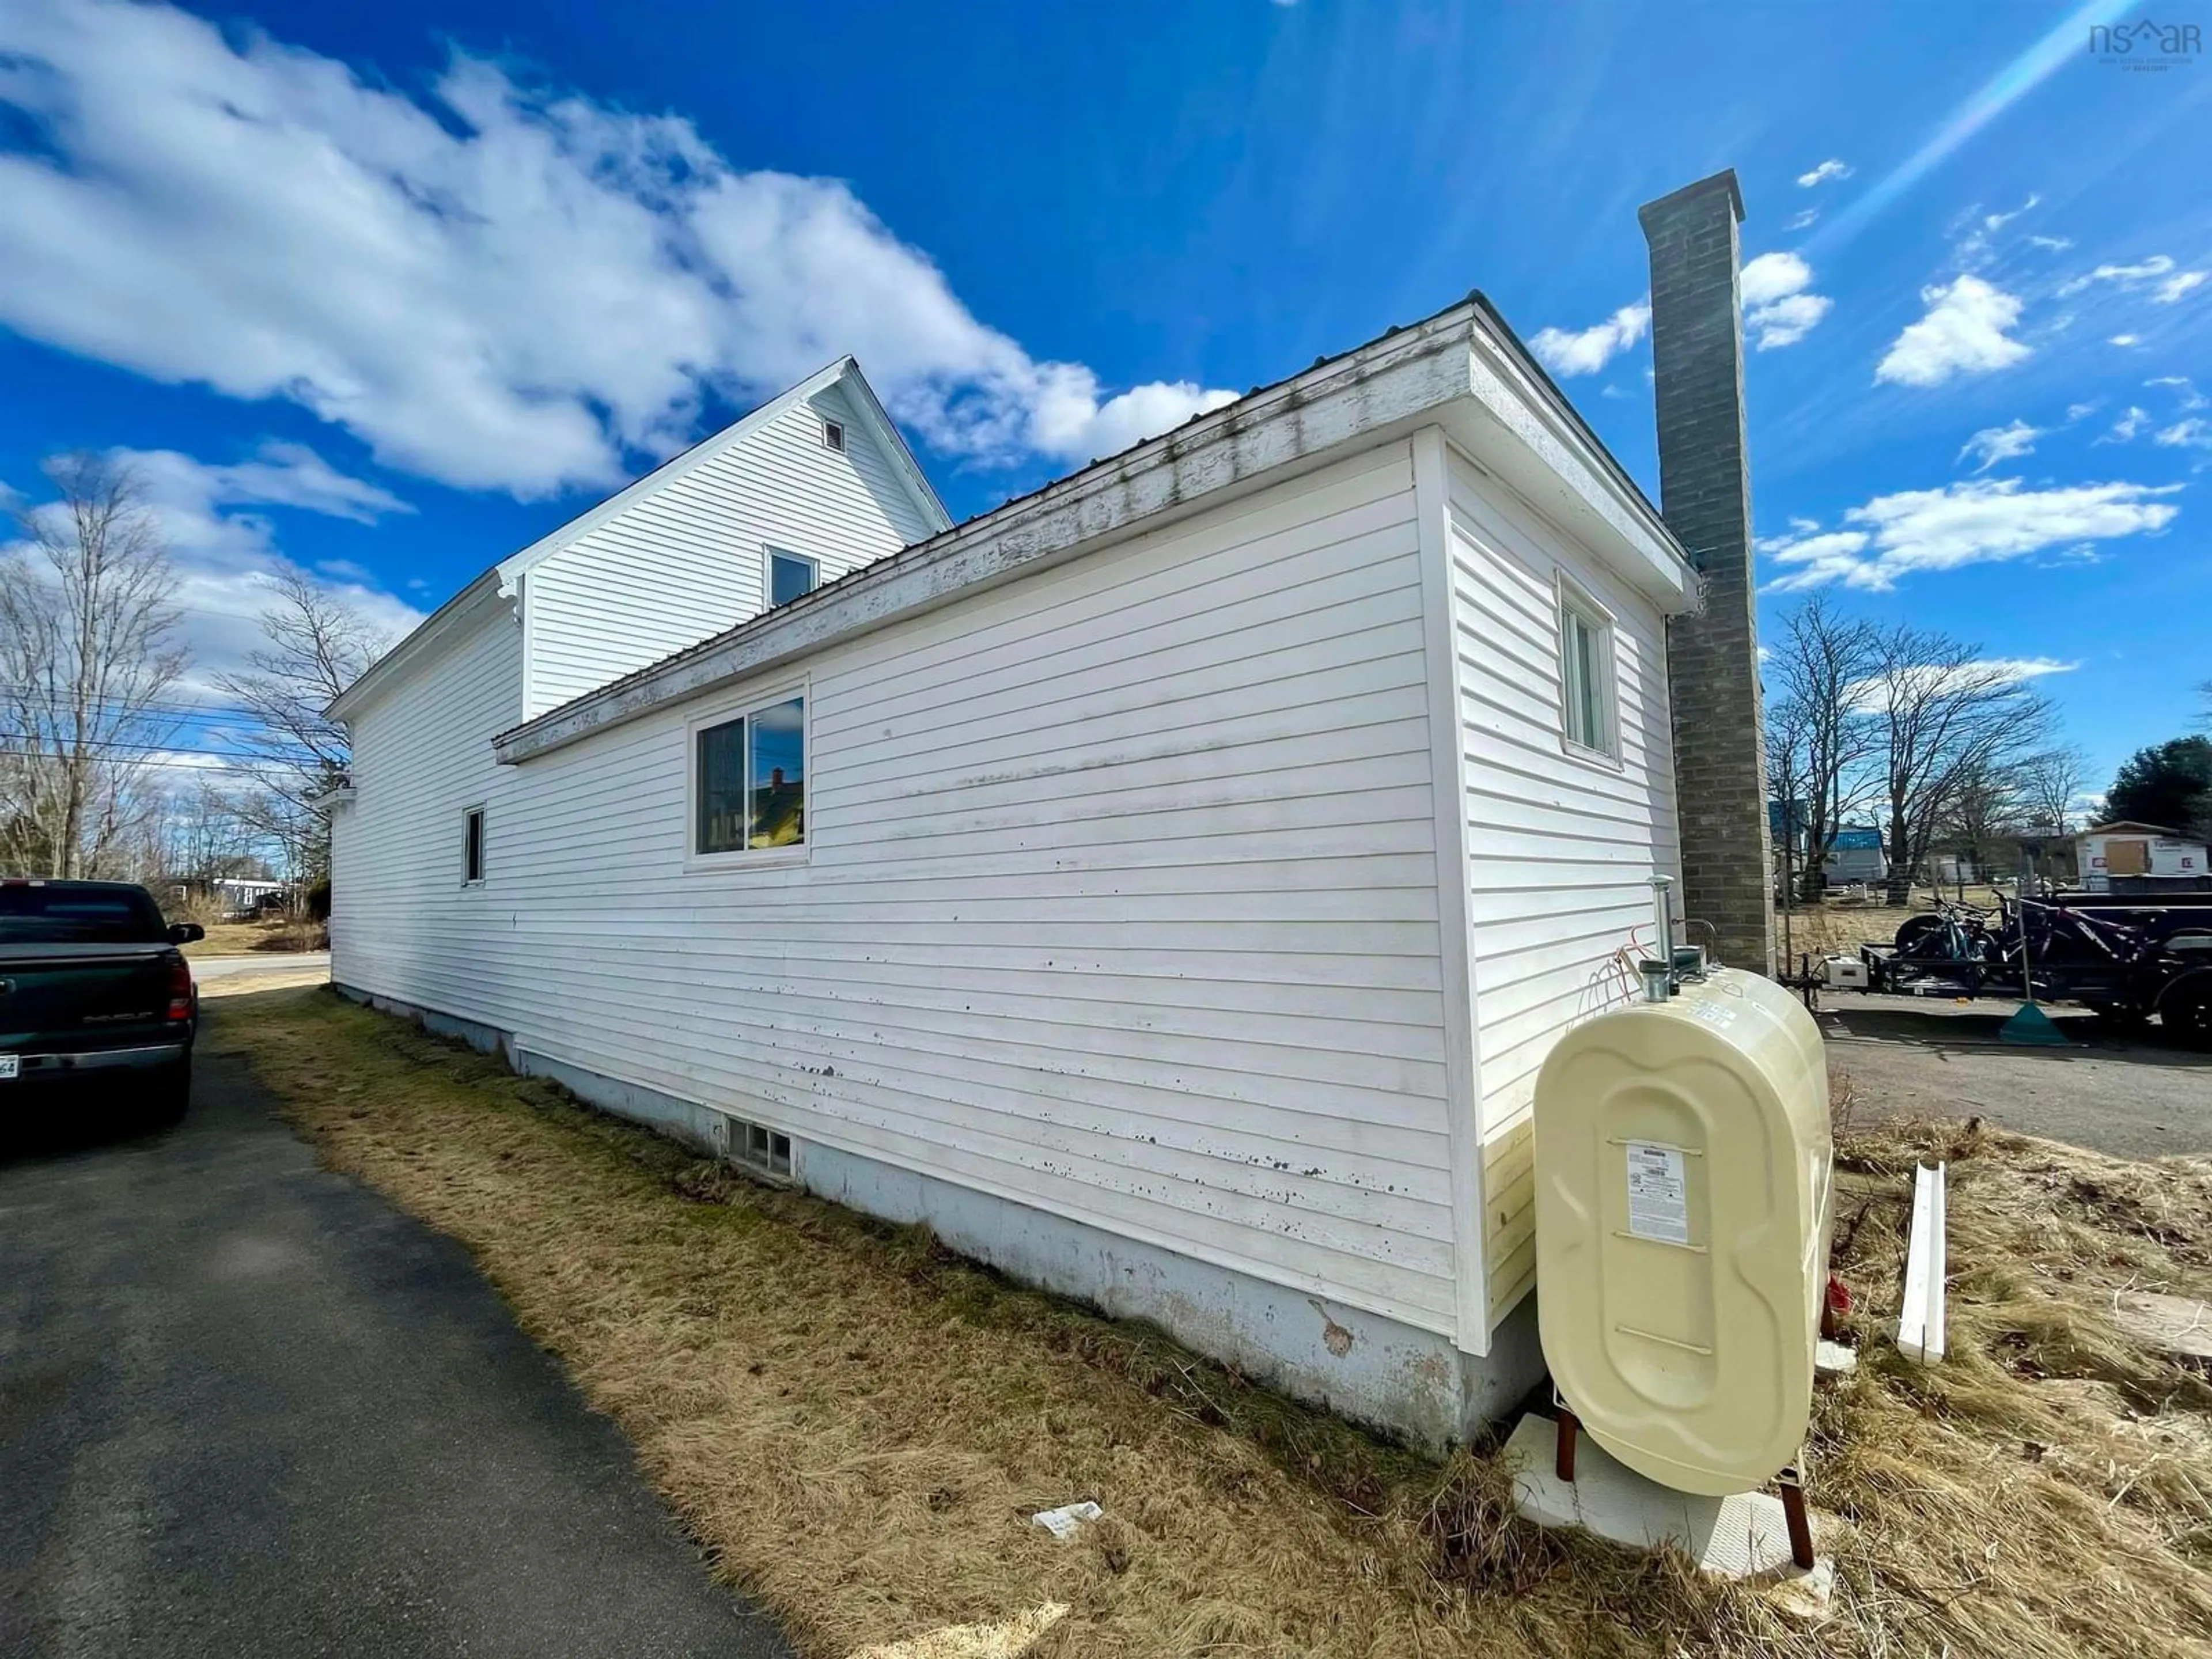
[1820,828,1887,887]
[212,877,289,916]
[2077,821,2209,891]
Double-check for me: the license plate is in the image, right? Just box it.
[0,1054,18,1080]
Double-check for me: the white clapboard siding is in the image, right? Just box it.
[1445,455,1681,1326]
[334,440,1468,1334]
[330,607,528,1021]
[522,384,937,718]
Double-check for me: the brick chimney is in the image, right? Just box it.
[1638,169,1775,975]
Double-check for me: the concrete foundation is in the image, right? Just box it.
[333,982,1545,1448]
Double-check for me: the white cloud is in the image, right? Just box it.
[2109,334,2142,347]
[1845,656,2080,713]
[1957,419,2045,472]
[2027,234,2074,252]
[2104,406,2152,442]
[1541,259,1832,369]
[1875,275,2031,387]
[1797,160,1852,188]
[2036,541,2108,569]
[5,446,426,703]
[1786,207,1819,232]
[2065,400,2099,422]
[1974,656,2079,683]
[0,0,1234,499]
[1762,477,2181,591]
[2062,255,2168,292]
[1530,302,1650,377]
[2155,418,2212,452]
[1747,293,1833,351]
[1738,251,1833,350]
[1949,195,2045,268]
[2057,253,2206,301]
[142,442,412,525]
[2147,375,2209,411]
[1741,253,1815,308]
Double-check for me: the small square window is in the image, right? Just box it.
[729,1116,793,1179]
[1558,593,1618,760]
[767,548,818,608]
[462,806,486,884]
[821,419,845,453]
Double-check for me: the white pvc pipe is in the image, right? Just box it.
[1899,1161,1948,1364]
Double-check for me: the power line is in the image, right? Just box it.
[0,748,275,778]
[0,730,315,764]
[0,681,273,723]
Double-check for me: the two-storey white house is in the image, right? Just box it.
[329,173,1769,1445]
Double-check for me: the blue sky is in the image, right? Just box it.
[1,0,2207,796]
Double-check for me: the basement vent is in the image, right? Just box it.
[732,1117,793,1179]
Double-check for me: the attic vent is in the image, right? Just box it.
[821,419,846,453]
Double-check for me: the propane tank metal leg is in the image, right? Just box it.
[1555,1406,1581,1483]
[1777,1464,1814,1570]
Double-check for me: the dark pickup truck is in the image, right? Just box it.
[0,878,204,1123]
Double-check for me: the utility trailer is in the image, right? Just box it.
[1805,891,2212,1047]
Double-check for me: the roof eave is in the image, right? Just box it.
[326,570,505,723]
[493,298,1688,767]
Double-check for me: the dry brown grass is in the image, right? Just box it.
[207,989,2212,1659]
[184,917,325,958]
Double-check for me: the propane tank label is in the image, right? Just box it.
[1624,1142,1692,1246]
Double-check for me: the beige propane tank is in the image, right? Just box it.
[1532,965,1832,1497]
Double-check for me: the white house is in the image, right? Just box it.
[2078,821,2209,890]
[211,876,290,916]
[329,173,1765,1445]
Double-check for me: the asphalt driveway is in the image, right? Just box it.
[0,1043,791,1658]
[1822,994,2212,1160]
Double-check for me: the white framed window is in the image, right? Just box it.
[688,687,808,867]
[461,805,487,885]
[821,418,846,453]
[766,547,819,608]
[1556,578,1619,763]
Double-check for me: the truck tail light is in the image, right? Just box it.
[167,957,195,1022]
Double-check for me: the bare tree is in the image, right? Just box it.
[1864,625,2052,904]
[1763,597,1884,900]
[1932,756,2027,886]
[0,454,187,877]
[157,781,260,887]
[2017,745,2089,833]
[216,568,393,883]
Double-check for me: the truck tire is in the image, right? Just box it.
[2162,980,2212,1051]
